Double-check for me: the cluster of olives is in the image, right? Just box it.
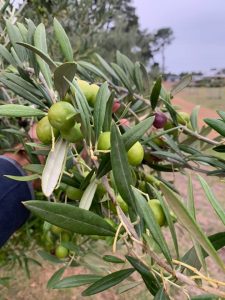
[97,132,144,166]
[35,78,179,235]
[36,79,100,145]
[42,222,72,259]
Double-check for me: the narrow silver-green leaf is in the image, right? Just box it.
[150,77,162,110]
[4,73,43,98]
[26,19,39,76]
[0,104,45,117]
[118,282,141,294]
[122,116,154,149]
[17,42,56,69]
[103,255,125,264]
[4,174,39,181]
[126,255,160,295]
[110,124,136,210]
[103,91,115,132]
[53,62,76,99]
[34,24,53,88]
[6,21,27,62]
[24,201,116,236]
[47,267,66,289]
[53,274,102,289]
[217,110,225,121]
[198,175,225,226]
[111,63,133,93]
[134,62,144,93]
[116,51,134,81]
[93,82,110,139]
[132,188,172,266]
[182,232,225,270]
[171,74,192,96]
[17,22,28,42]
[82,268,135,296]
[160,183,225,272]
[95,53,120,81]
[53,18,73,61]
[190,105,200,132]
[204,118,225,137]
[154,287,170,300]
[79,179,98,210]
[151,185,179,259]
[0,78,46,108]
[77,61,109,81]
[42,138,69,197]
[0,45,17,66]
[188,176,207,272]
[38,250,62,264]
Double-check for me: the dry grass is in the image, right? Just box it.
[177,86,225,111]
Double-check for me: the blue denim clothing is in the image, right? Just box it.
[0,156,33,247]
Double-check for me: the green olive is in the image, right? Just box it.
[97,132,111,150]
[36,116,59,144]
[148,199,166,226]
[60,123,83,143]
[77,79,99,107]
[177,112,190,125]
[55,245,69,259]
[48,101,76,130]
[127,141,144,166]
[66,186,83,201]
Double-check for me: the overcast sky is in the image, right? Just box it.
[133,0,225,74]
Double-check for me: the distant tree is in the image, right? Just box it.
[22,0,173,68]
[153,28,174,73]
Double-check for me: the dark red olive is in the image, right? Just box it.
[153,112,167,129]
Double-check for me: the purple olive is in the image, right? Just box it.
[153,112,167,129]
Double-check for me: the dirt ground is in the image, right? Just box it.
[1,87,225,299]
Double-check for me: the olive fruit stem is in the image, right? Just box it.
[112,222,123,253]
[51,126,55,152]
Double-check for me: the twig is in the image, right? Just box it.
[181,126,221,146]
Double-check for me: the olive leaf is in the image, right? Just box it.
[0,104,45,117]
[53,18,73,61]
[42,138,69,197]
[23,201,116,236]
[53,62,76,99]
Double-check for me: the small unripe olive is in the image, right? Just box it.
[127,141,144,166]
[177,112,190,125]
[55,245,69,259]
[148,199,166,226]
[36,116,59,144]
[60,123,83,143]
[66,186,83,201]
[97,132,111,150]
[48,102,76,130]
[145,174,160,187]
[77,79,99,107]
